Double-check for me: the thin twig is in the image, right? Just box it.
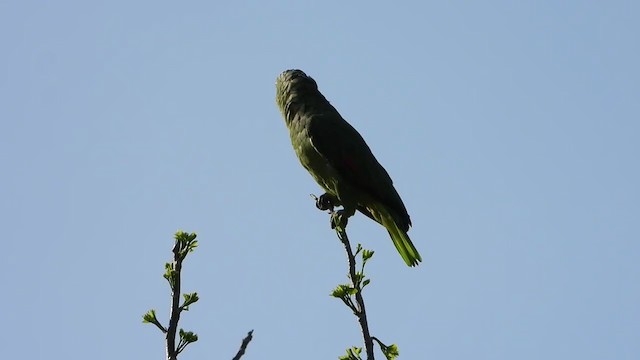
[232,330,254,360]
[336,227,375,360]
[166,243,184,360]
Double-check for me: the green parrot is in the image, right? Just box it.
[275,69,422,267]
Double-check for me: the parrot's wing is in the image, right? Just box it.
[308,112,411,231]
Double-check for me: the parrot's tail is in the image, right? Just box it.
[377,208,422,267]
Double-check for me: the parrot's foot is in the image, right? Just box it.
[316,193,341,211]
[330,209,351,230]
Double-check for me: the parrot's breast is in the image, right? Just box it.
[289,122,342,197]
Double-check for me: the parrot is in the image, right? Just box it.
[275,69,422,267]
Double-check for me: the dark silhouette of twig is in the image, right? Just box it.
[232,330,254,360]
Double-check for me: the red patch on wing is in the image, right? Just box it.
[341,155,359,174]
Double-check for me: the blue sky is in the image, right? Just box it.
[1,1,638,359]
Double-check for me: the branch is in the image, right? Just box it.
[143,231,199,360]
[231,330,254,360]
[335,226,375,360]
[314,194,399,359]
[166,239,185,360]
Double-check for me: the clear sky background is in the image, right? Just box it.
[1,1,638,359]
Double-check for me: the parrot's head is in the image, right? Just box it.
[276,69,317,93]
[276,69,319,126]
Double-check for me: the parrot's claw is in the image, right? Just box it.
[330,210,349,230]
[316,193,340,211]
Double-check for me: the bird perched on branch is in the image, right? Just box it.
[275,69,422,266]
